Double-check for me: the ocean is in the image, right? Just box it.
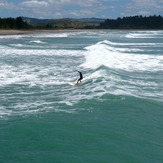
[0,30,163,163]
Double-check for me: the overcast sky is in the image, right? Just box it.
[0,0,163,19]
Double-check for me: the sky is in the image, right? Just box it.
[0,0,163,19]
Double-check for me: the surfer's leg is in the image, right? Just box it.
[76,79,80,84]
[76,78,82,84]
[78,79,82,84]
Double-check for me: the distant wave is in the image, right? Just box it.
[29,33,70,38]
[125,31,163,38]
[0,35,24,39]
[1,46,83,57]
[99,40,163,47]
[0,32,70,40]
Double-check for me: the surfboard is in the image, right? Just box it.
[68,81,81,86]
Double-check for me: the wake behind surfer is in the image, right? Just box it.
[76,70,83,84]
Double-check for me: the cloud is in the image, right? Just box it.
[20,0,48,8]
[124,0,163,16]
[16,0,107,18]
[129,0,163,9]
[0,0,14,9]
[66,9,95,17]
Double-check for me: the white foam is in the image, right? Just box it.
[100,40,163,47]
[9,43,27,48]
[0,35,24,39]
[0,32,70,41]
[125,31,163,38]
[1,46,82,57]
[29,40,46,44]
[0,63,70,87]
[0,107,12,118]
[81,41,163,72]
[29,33,69,38]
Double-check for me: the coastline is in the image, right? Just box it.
[0,29,161,35]
[0,30,36,35]
[0,29,96,35]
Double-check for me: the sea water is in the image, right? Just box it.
[0,30,163,163]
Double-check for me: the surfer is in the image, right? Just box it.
[76,70,83,84]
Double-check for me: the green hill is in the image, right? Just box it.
[22,17,105,29]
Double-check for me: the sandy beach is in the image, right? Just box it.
[0,30,36,35]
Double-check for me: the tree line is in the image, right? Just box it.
[0,17,32,29]
[0,15,163,30]
[99,15,163,29]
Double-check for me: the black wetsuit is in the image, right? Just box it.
[77,71,83,84]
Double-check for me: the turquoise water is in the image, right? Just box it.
[0,30,163,163]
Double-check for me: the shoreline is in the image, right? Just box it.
[0,29,83,35]
[0,29,98,35]
[0,29,162,35]
[0,30,36,35]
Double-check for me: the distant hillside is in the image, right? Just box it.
[73,18,106,25]
[22,17,105,29]
[22,17,53,25]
